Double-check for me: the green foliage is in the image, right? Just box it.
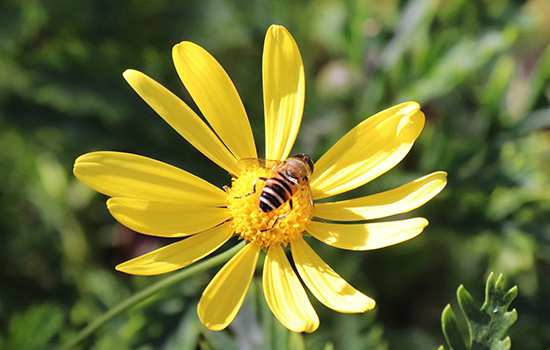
[440,273,518,350]
[1,0,549,348]
[1,304,64,350]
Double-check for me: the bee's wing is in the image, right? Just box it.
[237,158,282,173]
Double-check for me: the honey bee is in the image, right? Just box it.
[238,153,314,212]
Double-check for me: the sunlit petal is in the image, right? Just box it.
[263,244,319,332]
[198,243,260,331]
[307,218,428,251]
[107,198,231,238]
[123,69,240,175]
[263,25,305,161]
[74,151,227,205]
[115,222,234,275]
[311,102,424,199]
[173,42,257,160]
[314,172,447,220]
[291,237,375,313]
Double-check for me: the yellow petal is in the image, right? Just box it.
[198,243,260,331]
[115,221,234,275]
[291,237,375,313]
[122,69,240,175]
[172,42,257,160]
[74,151,227,205]
[310,102,425,199]
[107,198,231,238]
[306,217,428,251]
[263,25,305,161]
[262,245,319,333]
[313,171,447,221]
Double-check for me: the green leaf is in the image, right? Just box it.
[519,44,550,118]
[479,55,515,113]
[518,107,550,134]
[201,329,238,350]
[288,332,305,350]
[333,313,388,350]
[440,273,518,350]
[398,27,517,103]
[162,306,201,350]
[441,304,468,350]
[5,303,64,350]
[380,0,439,70]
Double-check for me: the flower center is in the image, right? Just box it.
[226,163,313,248]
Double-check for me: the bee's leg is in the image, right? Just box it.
[232,181,257,199]
[261,207,292,232]
[233,177,268,199]
[289,199,293,210]
[261,215,284,232]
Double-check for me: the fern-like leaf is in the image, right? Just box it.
[440,272,518,350]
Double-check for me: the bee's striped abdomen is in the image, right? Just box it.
[259,172,297,212]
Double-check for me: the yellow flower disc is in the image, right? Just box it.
[226,163,313,248]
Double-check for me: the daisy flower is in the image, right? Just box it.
[74,25,447,333]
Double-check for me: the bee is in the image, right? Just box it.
[238,153,314,213]
[258,153,314,212]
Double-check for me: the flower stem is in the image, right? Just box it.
[61,242,245,350]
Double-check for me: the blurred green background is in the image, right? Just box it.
[1,0,549,349]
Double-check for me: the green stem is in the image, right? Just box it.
[61,242,245,350]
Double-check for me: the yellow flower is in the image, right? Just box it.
[74,25,447,333]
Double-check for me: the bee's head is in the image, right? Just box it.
[291,153,314,174]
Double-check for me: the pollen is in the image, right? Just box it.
[226,164,313,249]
